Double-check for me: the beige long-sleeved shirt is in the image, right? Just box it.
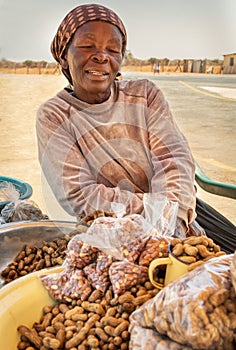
[36,79,196,227]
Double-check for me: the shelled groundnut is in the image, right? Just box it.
[109,261,149,295]
[73,210,117,233]
[139,237,169,267]
[171,236,226,271]
[17,281,159,350]
[1,235,71,284]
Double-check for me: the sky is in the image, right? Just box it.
[0,0,235,62]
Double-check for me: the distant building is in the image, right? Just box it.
[223,53,236,74]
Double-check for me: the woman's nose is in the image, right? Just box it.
[91,51,109,63]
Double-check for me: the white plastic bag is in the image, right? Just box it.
[143,193,178,237]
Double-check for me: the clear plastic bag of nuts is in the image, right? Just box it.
[1,199,49,222]
[78,212,152,261]
[1,181,48,222]
[129,254,236,350]
[77,196,178,261]
[73,212,153,295]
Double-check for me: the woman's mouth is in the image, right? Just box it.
[86,69,109,81]
[87,70,108,76]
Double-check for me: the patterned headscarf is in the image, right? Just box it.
[51,4,127,84]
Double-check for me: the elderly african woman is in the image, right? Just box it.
[36,3,197,237]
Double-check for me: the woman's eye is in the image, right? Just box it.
[78,45,93,49]
[108,48,121,54]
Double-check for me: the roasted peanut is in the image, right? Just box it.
[101,316,123,327]
[87,334,99,347]
[196,244,214,258]
[95,327,109,342]
[183,244,198,257]
[56,328,66,348]
[187,260,204,271]
[178,255,196,264]
[118,292,135,304]
[171,238,182,246]
[65,326,89,349]
[42,337,61,349]
[88,289,103,302]
[113,320,129,336]
[172,243,184,256]
[133,294,151,306]
[65,306,83,319]
[81,301,105,316]
[17,326,42,348]
[113,336,123,346]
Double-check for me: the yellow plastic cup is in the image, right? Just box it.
[148,247,189,289]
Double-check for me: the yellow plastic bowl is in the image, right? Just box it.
[0,266,62,349]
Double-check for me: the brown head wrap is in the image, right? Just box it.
[51,4,127,84]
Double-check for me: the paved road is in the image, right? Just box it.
[124,73,236,173]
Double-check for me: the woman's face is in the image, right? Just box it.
[62,21,123,104]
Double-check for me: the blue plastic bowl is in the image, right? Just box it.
[0,176,33,211]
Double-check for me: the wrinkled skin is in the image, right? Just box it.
[60,21,123,104]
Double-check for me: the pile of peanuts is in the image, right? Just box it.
[1,210,117,285]
[17,281,159,350]
[171,235,226,271]
[1,236,71,284]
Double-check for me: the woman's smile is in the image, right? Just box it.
[85,69,110,79]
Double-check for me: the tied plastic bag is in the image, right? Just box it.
[40,235,101,299]
[41,267,92,302]
[74,212,153,295]
[143,193,205,239]
[129,254,236,350]
[78,213,152,262]
[0,181,49,222]
[143,193,178,237]
[138,194,176,267]
[109,261,149,295]
[2,200,49,222]
[64,236,99,269]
